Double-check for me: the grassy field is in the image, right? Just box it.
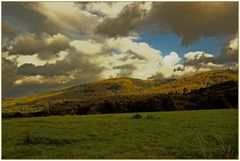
[2,109,238,159]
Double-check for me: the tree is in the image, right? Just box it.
[107,84,121,93]
[161,95,175,111]
[183,87,188,95]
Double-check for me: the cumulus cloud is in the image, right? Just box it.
[2,2,59,35]
[8,33,70,60]
[76,2,134,18]
[106,37,161,61]
[17,63,72,77]
[98,37,163,79]
[97,37,182,79]
[3,2,238,45]
[216,35,239,64]
[173,36,239,76]
[54,36,180,80]
[95,2,238,45]
[163,52,181,66]
[70,40,103,56]
[95,2,150,37]
[184,51,214,67]
[114,64,137,78]
[173,65,198,78]
[125,50,146,61]
[11,65,103,98]
[2,2,99,36]
[182,36,239,70]
[3,47,103,97]
[13,75,76,86]
[17,47,102,77]
[149,52,181,79]
[147,2,238,46]
[1,56,65,97]
[16,52,68,67]
[35,2,99,35]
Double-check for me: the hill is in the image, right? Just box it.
[2,70,238,117]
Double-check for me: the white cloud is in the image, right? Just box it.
[228,36,238,50]
[172,47,238,77]
[103,37,164,79]
[84,2,133,18]
[163,51,181,65]
[183,51,215,68]
[70,40,103,55]
[83,2,152,19]
[16,54,45,67]
[97,37,183,79]
[215,35,238,64]
[184,51,214,62]
[34,2,99,34]
[8,51,68,67]
[14,75,74,86]
[205,62,224,68]
[106,37,162,61]
[9,33,70,60]
[173,66,197,77]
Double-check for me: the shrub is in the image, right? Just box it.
[12,112,23,118]
[132,114,142,119]
[146,115,155,119]
[22,135,75,146]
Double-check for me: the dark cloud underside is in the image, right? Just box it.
[148,2,238,46]
[95,2,147,37]
[95,2,238,46]
[9,33,70,60]
[2,2,59,34]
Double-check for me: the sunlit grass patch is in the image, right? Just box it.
[2,109,238,159]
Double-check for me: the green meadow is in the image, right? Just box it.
[2,109,238,159]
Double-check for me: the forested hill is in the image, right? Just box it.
[2,70,238,117]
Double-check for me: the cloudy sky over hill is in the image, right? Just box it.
[2,2,238,98]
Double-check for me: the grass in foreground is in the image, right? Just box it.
[2,109,238,159]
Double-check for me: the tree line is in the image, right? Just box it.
[2,81,238,118]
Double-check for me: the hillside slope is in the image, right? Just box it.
[2,70,238,116]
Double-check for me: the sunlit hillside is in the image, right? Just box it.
[143,70,238,94]
[2,70,238,115]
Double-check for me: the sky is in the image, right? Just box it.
[2,2,239,98]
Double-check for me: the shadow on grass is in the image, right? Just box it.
[131,114,142,119]
[20,135,76,146]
